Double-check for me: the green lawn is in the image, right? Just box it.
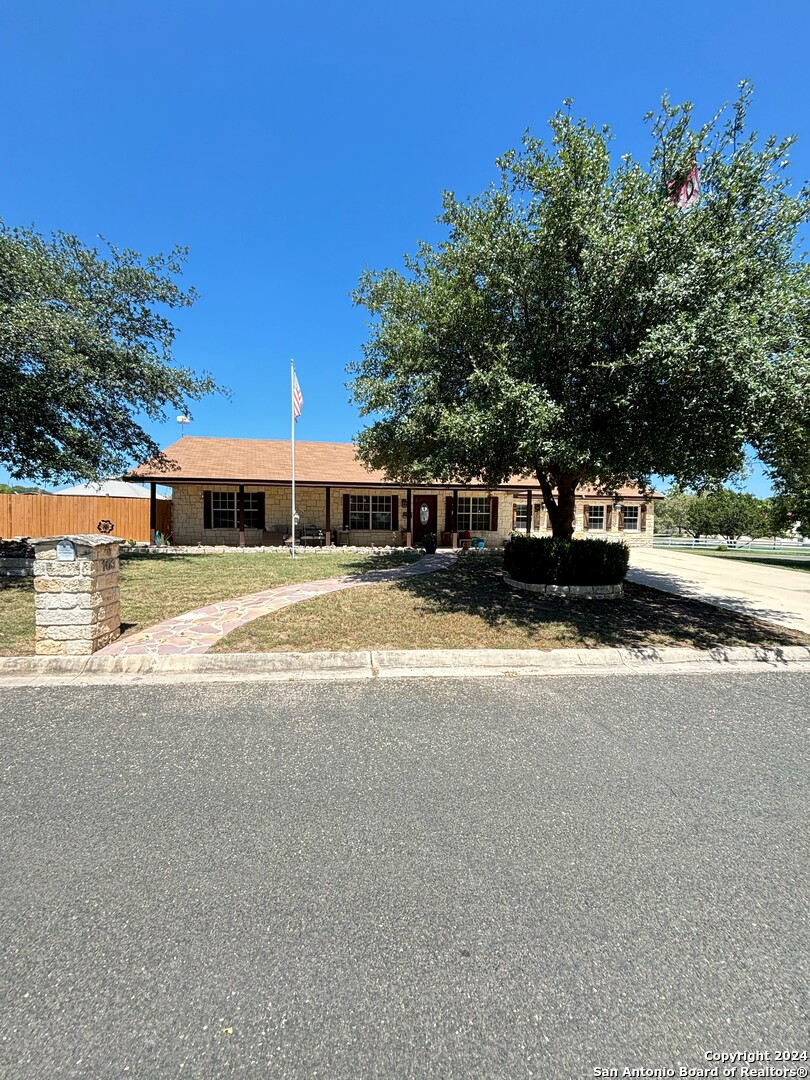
[673,549,810,573]
[3,550,808,658]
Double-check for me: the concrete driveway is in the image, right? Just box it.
[629,547,810,633]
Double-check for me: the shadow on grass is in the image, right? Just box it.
[0,577,34,594]
[390,554,809,649]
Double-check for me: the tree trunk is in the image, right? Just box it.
[537,471,579,539]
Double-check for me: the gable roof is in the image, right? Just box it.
[126,437,660,496]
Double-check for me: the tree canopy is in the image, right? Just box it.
[656,487,775,541]
[0,222,221,484]
[348,84,810,538]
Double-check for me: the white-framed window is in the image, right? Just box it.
[350,494,392,530]
[212,491,236,528]
[514,503,528,531]
[622,505,640,531]
[458,496,491,532]
[211,491,262,529]
[587,505,606,531]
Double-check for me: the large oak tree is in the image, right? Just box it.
[0,223,221,484]
[348,84,810,538]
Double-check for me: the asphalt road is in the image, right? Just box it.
[2,674,808,1079]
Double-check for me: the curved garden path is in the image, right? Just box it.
[98,553,455,657]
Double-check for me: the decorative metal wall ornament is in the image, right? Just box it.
[97,519,115,534]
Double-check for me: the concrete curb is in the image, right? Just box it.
[1,645,809,686]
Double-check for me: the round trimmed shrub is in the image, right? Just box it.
[503,536,629,586]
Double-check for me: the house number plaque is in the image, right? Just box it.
[56,540,76,562]
[419,503,430,526]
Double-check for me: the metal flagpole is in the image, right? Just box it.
[290,359,296,559]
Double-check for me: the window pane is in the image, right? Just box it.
[470,497,491,531]
[457,498,470,532]
[350,495,370,530]
[212,491,236,529]
[588,506,605,530]
[623,506,639,530]
[244,493,261,529]
[371,495,391,530]
[458,496,491,532]
[514,504,528,530]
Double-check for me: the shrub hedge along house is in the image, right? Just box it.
[128,437,662,548]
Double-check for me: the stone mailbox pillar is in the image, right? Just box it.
[32,535,123,656]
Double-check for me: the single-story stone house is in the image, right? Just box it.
[127,437,662,548]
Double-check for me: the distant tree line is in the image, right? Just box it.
[655,487,800,541]
[0,483,48,494]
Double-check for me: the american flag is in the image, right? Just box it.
[668,162,700,210]
[292,370,303,421]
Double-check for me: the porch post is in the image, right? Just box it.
[149,482,157,546]
[324,486,331,546]
[238,484,245,547]
[405,488,412,547]
[452,488,459,549]
[526,487,533,535]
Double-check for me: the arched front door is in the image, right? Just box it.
[412,495,437,544]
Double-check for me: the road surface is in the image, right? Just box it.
[2,674,808,1078]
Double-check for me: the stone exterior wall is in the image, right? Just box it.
[508,495,655,546]
[32,536,121,655]
[170,484,656,547]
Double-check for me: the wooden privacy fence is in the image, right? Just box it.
[0,494,172,543]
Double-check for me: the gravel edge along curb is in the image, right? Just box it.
[0,645,809,685]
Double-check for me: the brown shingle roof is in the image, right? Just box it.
[128,438,389,485]
[127,437,660,496]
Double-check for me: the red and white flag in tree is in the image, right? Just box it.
[292,370,303,421]
[668,162,700,210]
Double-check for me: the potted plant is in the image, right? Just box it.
[422,532,437,554]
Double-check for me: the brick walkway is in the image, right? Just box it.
[98,553,455,657]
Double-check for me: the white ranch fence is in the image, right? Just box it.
[654,535,809,554]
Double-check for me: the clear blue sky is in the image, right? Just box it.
[3,0,808,495]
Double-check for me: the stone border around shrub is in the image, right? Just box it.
[504,573,623,598]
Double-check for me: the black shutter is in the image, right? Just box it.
[390,495,398,527]
[490,496,499,532]
[203,491,212,529]
[343,494,350,528]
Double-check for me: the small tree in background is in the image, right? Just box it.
[349,84,810,538]
[654,486,699,535]
[699,489,769,542]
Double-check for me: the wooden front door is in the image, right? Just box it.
[412,495,437,543]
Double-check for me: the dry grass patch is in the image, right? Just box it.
[214,553,810,653]
[0,578,35,656]
[0,550,420,655]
